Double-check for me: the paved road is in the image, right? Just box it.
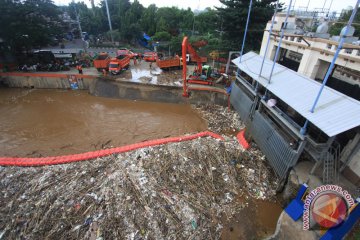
[42,39,142,57]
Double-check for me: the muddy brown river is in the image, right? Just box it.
[0,89,207,157]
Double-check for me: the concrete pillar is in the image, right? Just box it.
[314,60,330,81]
[297,49,320,79]
[340,133,360,169]
[259,25,270,57]
[269,45,277,61]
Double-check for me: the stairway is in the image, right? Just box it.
[323,144,340,184]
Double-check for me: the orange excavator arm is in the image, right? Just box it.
[182,36,189,97]
[182,36,206,97]
[182,37,203,74]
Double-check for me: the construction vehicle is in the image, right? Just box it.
[190,56,207,64]
[109,55,130,75]
[182,36,214,86]
[143,52,157,62]
[93,53,111,72]
[117,49,138,59]
[156,55,183,69]
[189,40,208,64]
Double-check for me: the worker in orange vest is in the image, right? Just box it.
[77,65,83,74]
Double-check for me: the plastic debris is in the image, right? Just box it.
[0,105,279,239]
[84,217,93,226]
[230,159,237,165]
[193,104,244,133]
[191,219,198,230]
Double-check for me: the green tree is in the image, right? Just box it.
[119,0,143,42]
[179,8,194,32]
[169,35,183,54]
[0,0,64,53]
[155,7,183,35]
[217,0,279,51]
[195,8,220,35]
[140,4,157,35]
[68,2,104,35]
[152,31,172,41]
[156,17,169,32]
[329,8,360,37]
[99,0,131,31]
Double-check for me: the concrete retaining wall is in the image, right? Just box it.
[0,73,229,106]
[89,78,229,105]
[0,73,94,90]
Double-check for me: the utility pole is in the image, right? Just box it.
[192,0,200,36]
[322,0,328,13]
[72,1,83,40]
[192,15,195,36]
[306,0,310,12]
[72,1,86,52]
[76,12,83,40]
[292,0,296,11]
[104,0,114,43]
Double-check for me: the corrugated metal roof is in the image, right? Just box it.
[232,51,360,137]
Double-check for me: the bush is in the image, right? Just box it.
[152,31,172,41]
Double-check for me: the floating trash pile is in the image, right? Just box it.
[0,134,278,239]
[193,104,244,134]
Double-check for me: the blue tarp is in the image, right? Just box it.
[143,33,151,41]
[138,33,153,50]
[285,184,308,221]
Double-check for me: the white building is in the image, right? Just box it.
[260,13,360,89]
[234,12,360,187]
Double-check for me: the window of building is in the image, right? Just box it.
[344,49,353,54]
[327,43,332,49]
[281,22,288,29]
[290,36,295,41]
[296,37,302,43]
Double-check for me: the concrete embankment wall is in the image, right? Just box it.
[0,73,94,90]
[89,78,229,105]
[0,73,229,106]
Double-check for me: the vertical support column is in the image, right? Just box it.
[182,37,189,97]
[259,0,280,79]
[104,0,114,43]
[297,49,319,78]
[239,0,253,63]
[268,0,293,84]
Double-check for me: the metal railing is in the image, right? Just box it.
[323,141,340,184]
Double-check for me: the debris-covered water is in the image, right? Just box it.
[0,95,282,239]
[0,136,280,239]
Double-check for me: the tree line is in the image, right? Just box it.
[1,0,282,55]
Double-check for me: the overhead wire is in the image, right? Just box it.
[257,0,280,91]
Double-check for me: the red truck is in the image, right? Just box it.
[143,52,157,62]
[117,49,137,59]
[109,55,130,75]
[93,53,111,72]
[190,56,207,64]
[156,56,183,69]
